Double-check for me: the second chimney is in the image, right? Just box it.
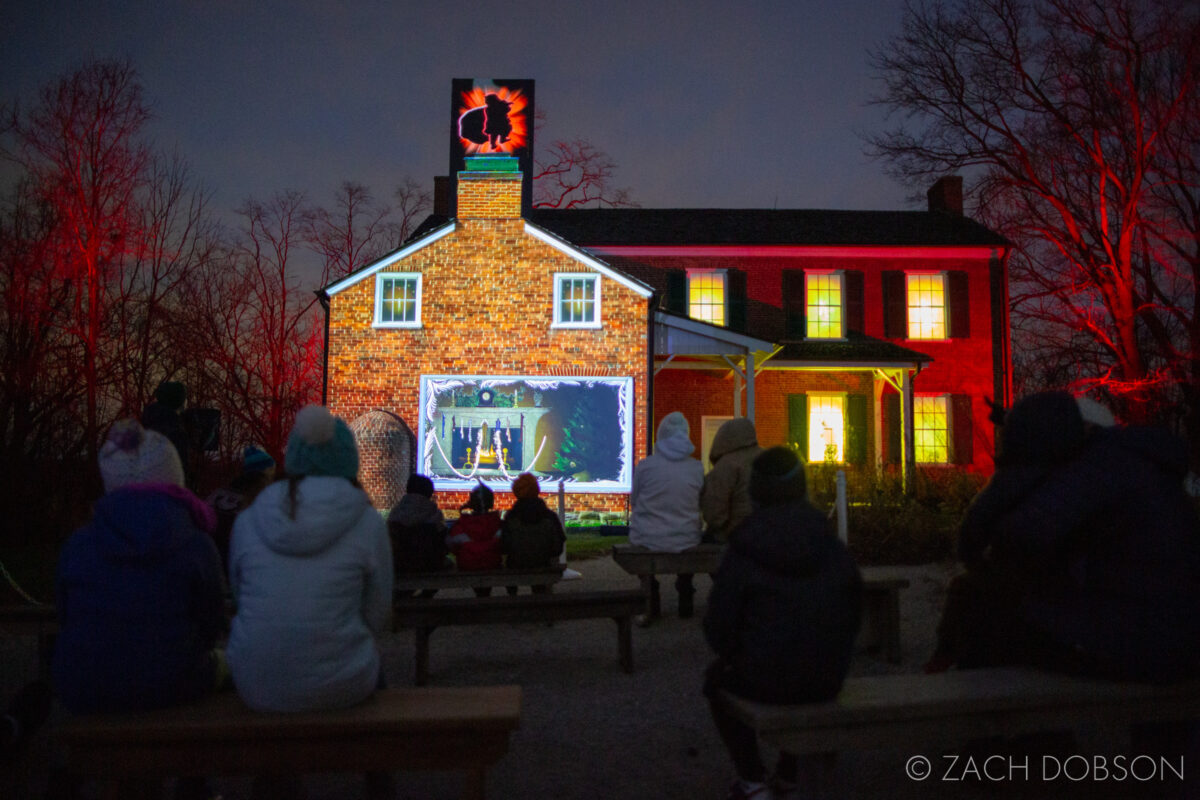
[927,176,963,216]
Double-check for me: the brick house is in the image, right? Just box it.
[322,157,1011,512]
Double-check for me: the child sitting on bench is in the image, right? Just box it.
[703,446,862,800]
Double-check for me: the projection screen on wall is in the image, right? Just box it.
[417,375,634,493]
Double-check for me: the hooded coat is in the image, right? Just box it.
[987,425,1200,683]
[629,412,705,552]
[388,493,449,573]
[226,476,393,711]
[704,499,862,702]
[700,418,762,542]
[53,485,226,714]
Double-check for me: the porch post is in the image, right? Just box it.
[733,366,742,417]
[901,369,915,493]
[745,350,756,423]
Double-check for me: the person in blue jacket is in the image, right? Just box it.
[703,446,862,800]
[53,418,226,715]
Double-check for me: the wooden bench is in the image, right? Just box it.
[394,565,565,595]
[56,685,522,800]
[610,545,910,663]
[393,590,645,686]
[717,667,1200,758]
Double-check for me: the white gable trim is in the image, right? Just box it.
[524,222,653,298]
[324,222,457,297]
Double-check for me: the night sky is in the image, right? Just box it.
[2,1,913,217]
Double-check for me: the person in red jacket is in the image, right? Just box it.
[446,482,503,596]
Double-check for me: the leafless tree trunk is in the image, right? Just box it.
[868,0,1199,443]
[3,59,151,462]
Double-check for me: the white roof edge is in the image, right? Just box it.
[653,311,775,351]
[324,222,457,296]
[523,222,654,298]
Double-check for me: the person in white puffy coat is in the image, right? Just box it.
[628,411,705,620]
[226,406,393,712]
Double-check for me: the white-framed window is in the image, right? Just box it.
[808,393,845,463]
[688,269,726,326]
[553,273,601,328]
[914,395,950,464]
[374,272,422,328]
[907,272,947,340]
[805,271,844,339]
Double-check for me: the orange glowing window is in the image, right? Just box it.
[688,271,726,326]
[808,394,845,463]
[806,272,843,339]
[554,273,600,327]
[914,395,949,463]
[907,273,946,340]
[375,273,422,328]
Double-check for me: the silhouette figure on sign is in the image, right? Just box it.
[458,93,513,149]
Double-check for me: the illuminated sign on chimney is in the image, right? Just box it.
[456,85,529,155]
[449,79,535,214]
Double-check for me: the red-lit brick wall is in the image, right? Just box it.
[605,250,1002,472]
[326,175,648,513]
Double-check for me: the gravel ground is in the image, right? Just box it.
[4,556,1192,799]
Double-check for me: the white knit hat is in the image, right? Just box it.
[99,418,185,493]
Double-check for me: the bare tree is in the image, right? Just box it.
[304,181,394,285]
[391,175,432,245]
[868,0,1199,446]
[533,138,637,209]
[109,153,219,416]
[187,191,323,462]
[3,59,151,461]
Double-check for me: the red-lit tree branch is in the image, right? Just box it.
[869,0,1199,451]
[533,138,637,209]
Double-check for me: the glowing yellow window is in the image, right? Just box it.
[907,273,946,339]
[808,394,845,463]
[806,273,843,339]
[688,271,726,326]
[914,395,949,463]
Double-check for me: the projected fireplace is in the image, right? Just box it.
[418,375,634,493]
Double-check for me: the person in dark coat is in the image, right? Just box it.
[933,390,1200,684]
[500,473,565,594]
[986,408,1200,683]
[446,482,503,596]
[929,390,1095,672]
[206,445,276,572]
[388,473,451,597]
[142,381,189,478]
[703,446,862,800]
[53,419,226,715]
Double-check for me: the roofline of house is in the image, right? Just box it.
[323,221,458,296]
[523,222,654,297]
[652,310,776,351]
[588,244,1009,260]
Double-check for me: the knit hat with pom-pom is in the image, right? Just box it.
[99,418,185,493]
[285,405,359,481]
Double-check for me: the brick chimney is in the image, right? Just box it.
[456,155,522,219]
[927,175,963,216]
[433,175,450,217]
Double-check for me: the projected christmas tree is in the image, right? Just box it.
[552,390,618,480]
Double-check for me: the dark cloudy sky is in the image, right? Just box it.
[2,1,914,215]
